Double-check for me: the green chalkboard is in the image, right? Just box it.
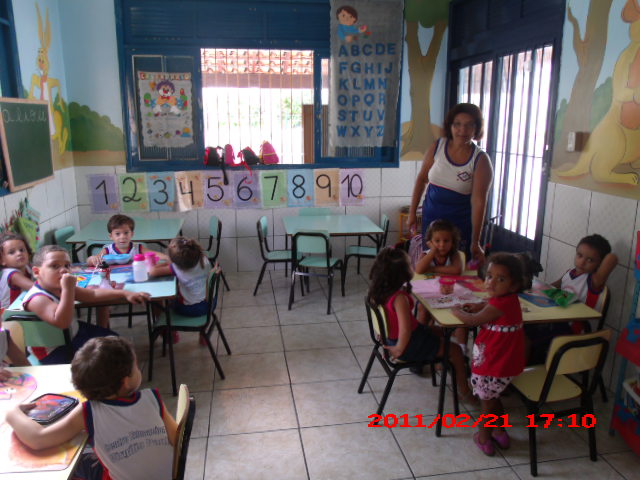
[0,98,54,192]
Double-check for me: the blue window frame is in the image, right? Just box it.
[0,0,21,98]
[115,0,399,172]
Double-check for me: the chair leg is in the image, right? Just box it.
[202,331,225,380]
[449,360,460,415]
[357,256,361,274]
[598,377,608,402]
[288,274,296,311]
[253,262,268,296]
[148,330,160,381]
[327,274,333,315]
[358,347,377,393]
[221,271,231,291]
[376,370,399,416]
[213,316,231,355]
[86,307,92,325]
[340,263,346,296]
[128,304,133,328]
[430,362,437,387]
[529,419,538,477]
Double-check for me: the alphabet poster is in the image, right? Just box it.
[137,72,194,148]
[328,0,403,153]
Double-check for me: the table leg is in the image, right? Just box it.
[436,327,453,437]
[71,243,84,263]
[165,300,177,396]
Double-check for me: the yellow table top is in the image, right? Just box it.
[412,273,602,328]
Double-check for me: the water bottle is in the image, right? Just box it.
[132,254,148,282]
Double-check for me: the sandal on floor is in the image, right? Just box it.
[473,432,495,456]
[491,430,510,449]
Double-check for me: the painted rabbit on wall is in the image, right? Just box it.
[28,3,69,155]
[555,0,640,185]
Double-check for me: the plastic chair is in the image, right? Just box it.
[511,329,611,476]
[148,270,231,395]
[288,230,344,315]
[254,216,294,296]
[299,207,331,216]
[3,312,73,365]
[172,384,196,480]
[581,286,610,401]
[344,214,390,275]
[54,226,79,261]
[206,216,230,292]
[358,298,460,416]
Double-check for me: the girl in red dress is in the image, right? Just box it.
[452,253,525,456]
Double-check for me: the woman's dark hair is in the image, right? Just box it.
[368,247,413,306]
[0,232,33,261]
[577,234,611,261]
[72,337,135,401]
[336,5,358,20]
[487,252,525,293]
[169,236,205,270]
[443,103,484,140]
[425,219,460,260]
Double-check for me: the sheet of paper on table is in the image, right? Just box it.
[412,278,485,309]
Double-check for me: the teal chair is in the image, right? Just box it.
[299,207,331,216]
[288,230,345,315]
[206,216,230,291]
[148,270,231,395]
[344,214,390,275]
[254,216,294,296]
[54,226,79,261]
[3,311,73,365]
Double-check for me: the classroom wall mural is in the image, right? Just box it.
[552,0,640,199]
[399,0,450,160]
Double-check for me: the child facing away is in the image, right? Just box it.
[86,214,167,266]
[6,336,177,480]
[451,252,526,456]
[0,232,35,309]
[415,219,464,276]
[22,245,150,365]
[525,233,617,363]
[368,247,474,401]
[148,236,211,317]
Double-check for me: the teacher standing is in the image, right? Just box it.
[408,103,493,263]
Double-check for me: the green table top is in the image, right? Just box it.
[283,214,383,236]
[67,218,184,244]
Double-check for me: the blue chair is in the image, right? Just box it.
[206,216,230,291]
[288,230,345,315]
[344,214,390,275]
[254,216,294,296]
[3,312,73,365]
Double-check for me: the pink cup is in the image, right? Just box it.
[144,252,157,268]
[439,277,456,295]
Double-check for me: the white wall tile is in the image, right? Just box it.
[27,182,52,221]
[237,236,263,271]
[197,208,236,239]
[545,238,576,285]
[65,207,81,233]
[346,197,381,224]
[380,196,412,235]
[46,171,66,219]
[542,182,555,235]
[236,209,271,238]
[60,167,78,212]
[363,168,381,198]
[605,266,628,331]
[549,183,590,246]
[272,207,298,237]
[161,210,198,240]
[78,205,111,228]
[588,192,637,264]
[620,267,639,332]
[380,161,415,197]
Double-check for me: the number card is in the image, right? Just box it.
[147,172,175,212]
[175,171,204,211]
[119,173,149,212]
[287,170,314,207]
[260,171,287,208]
[89,174,119,213]
[314,169,340,206]
[203,172,234,209]
[339,169,365,206]
[233,171,261,209]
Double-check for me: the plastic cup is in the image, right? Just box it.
[439,277,456,295]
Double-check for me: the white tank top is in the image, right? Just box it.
[0,268,18,309]
[428,138,483,194]
[84,389,173,480]
[22,283,79,344]
[171,257,211,305]
[104,242,143,256]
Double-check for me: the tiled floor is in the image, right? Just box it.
[119,268,638,480]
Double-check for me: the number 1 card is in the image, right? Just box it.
[89,174,119,214]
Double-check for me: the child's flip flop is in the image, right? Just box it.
[491,430,510,449]
[473,432,495,456]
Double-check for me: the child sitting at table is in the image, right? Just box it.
[452,252,525,456]
[525,233,617,363]
[148,236,211,317]
[22,245,150,365]
[0,232,35,308]
[86,214,167,266]
[6,336,177,480]
[368,247,474,401]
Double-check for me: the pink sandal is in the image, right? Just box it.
[491,430,510,449]
[473,432,495,456]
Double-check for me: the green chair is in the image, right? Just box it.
[511,330,611,476]
[206,216,230,291]
[288,230,345,315]
[344,214,390,275]
[148,270,231,395]
[54,226,79,261]
[3,311,73,365]
[254,216,294,296]
[299,207,331,216]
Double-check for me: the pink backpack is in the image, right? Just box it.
[408,234,423,269]
[224,144,236,166]
[259,141,280,164]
